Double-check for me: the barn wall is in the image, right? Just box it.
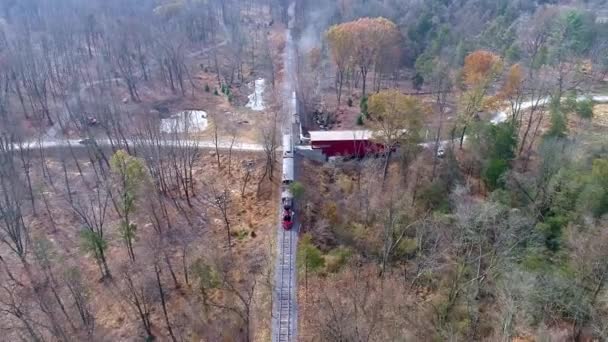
[311,140,386,157]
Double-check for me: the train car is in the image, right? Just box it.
[282,157,294,185]
[291,91,299,126]
[283,134,293,157]
[282,133,295,185]
[281,189,293,211]
[281,132,295,229]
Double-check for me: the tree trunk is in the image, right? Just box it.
[336,69,344,107]
[155,264,178,342]
[459,125,467,149]
[361,67,368,98]
[182,247,190,286]
[164,252,180,289]
[382,149,392,185]
[99,247,111,279]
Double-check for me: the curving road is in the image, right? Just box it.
[18,137,264,152]
[490,94,608,124]
[417,94,608,151]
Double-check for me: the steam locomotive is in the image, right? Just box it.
[281,133,295,230]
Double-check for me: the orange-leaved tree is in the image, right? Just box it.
[326,23,354,106]
[349,18,401,97]
[457,50,503,148]
[326,17,401,103]
[500,64,526,127]
[368,89,427,181]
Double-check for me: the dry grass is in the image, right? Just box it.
[1,149,277,341]
[592,103,608,127]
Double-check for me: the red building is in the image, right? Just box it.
[309,130,387,157]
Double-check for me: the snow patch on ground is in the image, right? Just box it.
[160,110,208,133]
[246,79,266,111]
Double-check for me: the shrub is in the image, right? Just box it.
[417,180,450,212]
[505,44,521,62]
[522,250,549,271]
[478,122,516,190]
[563,92,578,113]
[297,234,325,273]
[336,174,354,194]
[581,159,608,217]
[356,114,364,126]
[483,158,509,190]
[528,274,591,325]
[335,222,368,247]
[546,98,568,138]
[576,98,594,119]
[490,122,517,160]
[289,181,305,199]
[80,229,107,257]
[360,96,368,118]
[191,258,220,291]
[325,247,352,273]
[323,201,340,225]
[536,215,568,252]
[412,72,424,91]
[395,238,417,259]
[232,228,249,240]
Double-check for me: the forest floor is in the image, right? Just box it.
[14,8,276,147]
[294,93,608,340]
[593,103,608,126]
[70,65,272,146]
[294,154,433,340]
[5,149,277,341]
[307,75,608,142]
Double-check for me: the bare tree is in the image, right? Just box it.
[196,257,258,342]
[257,104,281,193]
[205,182,234,248]
[70,182,112,280]
[0,136,30,264]
[120,265,155,340]
[0,282,44,342]
[154,262,178,342]
[64,267,95,336]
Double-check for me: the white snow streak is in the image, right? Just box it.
[246,79,266,111]
[160,110,208,133]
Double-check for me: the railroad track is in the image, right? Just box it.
[273,1,298,340]
[275,227,296,342]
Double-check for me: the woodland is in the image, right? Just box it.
[1,0,608,341]
[294,0,608,341]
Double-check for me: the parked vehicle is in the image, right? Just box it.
[437,146,445,158]
[78,138,95,145]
